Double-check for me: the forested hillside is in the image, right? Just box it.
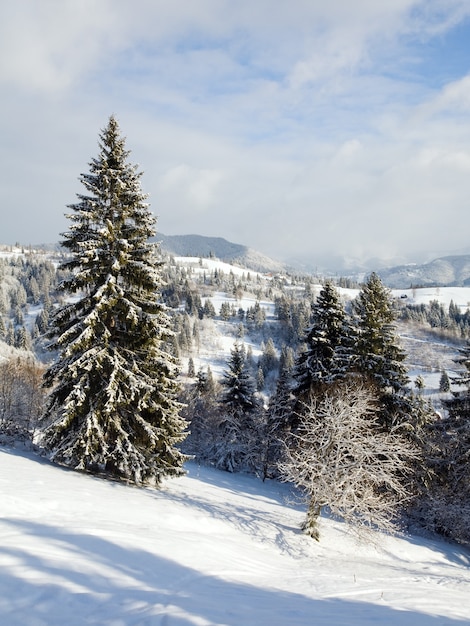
[1,244,470,546]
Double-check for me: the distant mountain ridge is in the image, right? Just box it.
[157,234,470,286]
[378,255,470,289]
[9,234,470,287]
[157,233,286,273]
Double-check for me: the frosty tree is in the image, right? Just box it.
[221,341,259,415]
[263,363,294,479]
[41,116,187,486]
[439,370,450,393]
[180,366,221,463]
[280,381,417,541]
[352,272,410,429]
[293,281,352,400]
[213,341,262,473]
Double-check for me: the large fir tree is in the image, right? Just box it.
[41,116,187,485]
[214,341,262,472]
[352,272,410,428]
[293,281,353,404]
[180,366,221,463]
[263,362,295,478]
[221,341,258,415]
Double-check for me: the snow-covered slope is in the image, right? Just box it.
[158,234,286,273]
[1,448,469,626]
[379,255,470,289]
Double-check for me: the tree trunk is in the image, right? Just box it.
[302,501,322,540]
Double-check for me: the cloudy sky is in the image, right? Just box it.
[1,1,470,270]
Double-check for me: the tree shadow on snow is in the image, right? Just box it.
[0,518,467,626]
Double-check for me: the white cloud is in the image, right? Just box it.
[334,139,363,161]
[426,74,470,115]
[158,164,225,209]
[2,1,470,268]
[0,1,127,91]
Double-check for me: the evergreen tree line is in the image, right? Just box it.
[401,298,470,339]
[160,260,278,312]
[0,255,65,350]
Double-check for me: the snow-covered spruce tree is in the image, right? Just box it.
[221,341,259,415]
[279,380,418,541]
[439,370,450,393]
[259,337,279,378]
[352,272,410,429]
[180,366,221,463]
[214,341,263,473]
[263,362,295,479]
[446,342,470,397]
[291,281,354,427]
[40,116,187,486]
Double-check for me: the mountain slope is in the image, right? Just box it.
[379,255,470,289]
[156,235,470,287]
[1,448,470,625]
[157,233,286,273]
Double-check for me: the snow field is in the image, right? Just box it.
[1,448,470,626]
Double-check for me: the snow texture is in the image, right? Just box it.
[1,447,470,625]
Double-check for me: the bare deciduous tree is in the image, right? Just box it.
[0,355,45,443]
[279,381,418,541]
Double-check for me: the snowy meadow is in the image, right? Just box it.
[1,447,470,626]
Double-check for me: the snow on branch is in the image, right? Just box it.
[279,381,418,541]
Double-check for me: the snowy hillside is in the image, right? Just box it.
[2,252,470,624]
[379,255,470,289]
[1,447,470,626]
[174,258,470,398]
[158,234,286,273]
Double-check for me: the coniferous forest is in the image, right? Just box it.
[0,117,469,546]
